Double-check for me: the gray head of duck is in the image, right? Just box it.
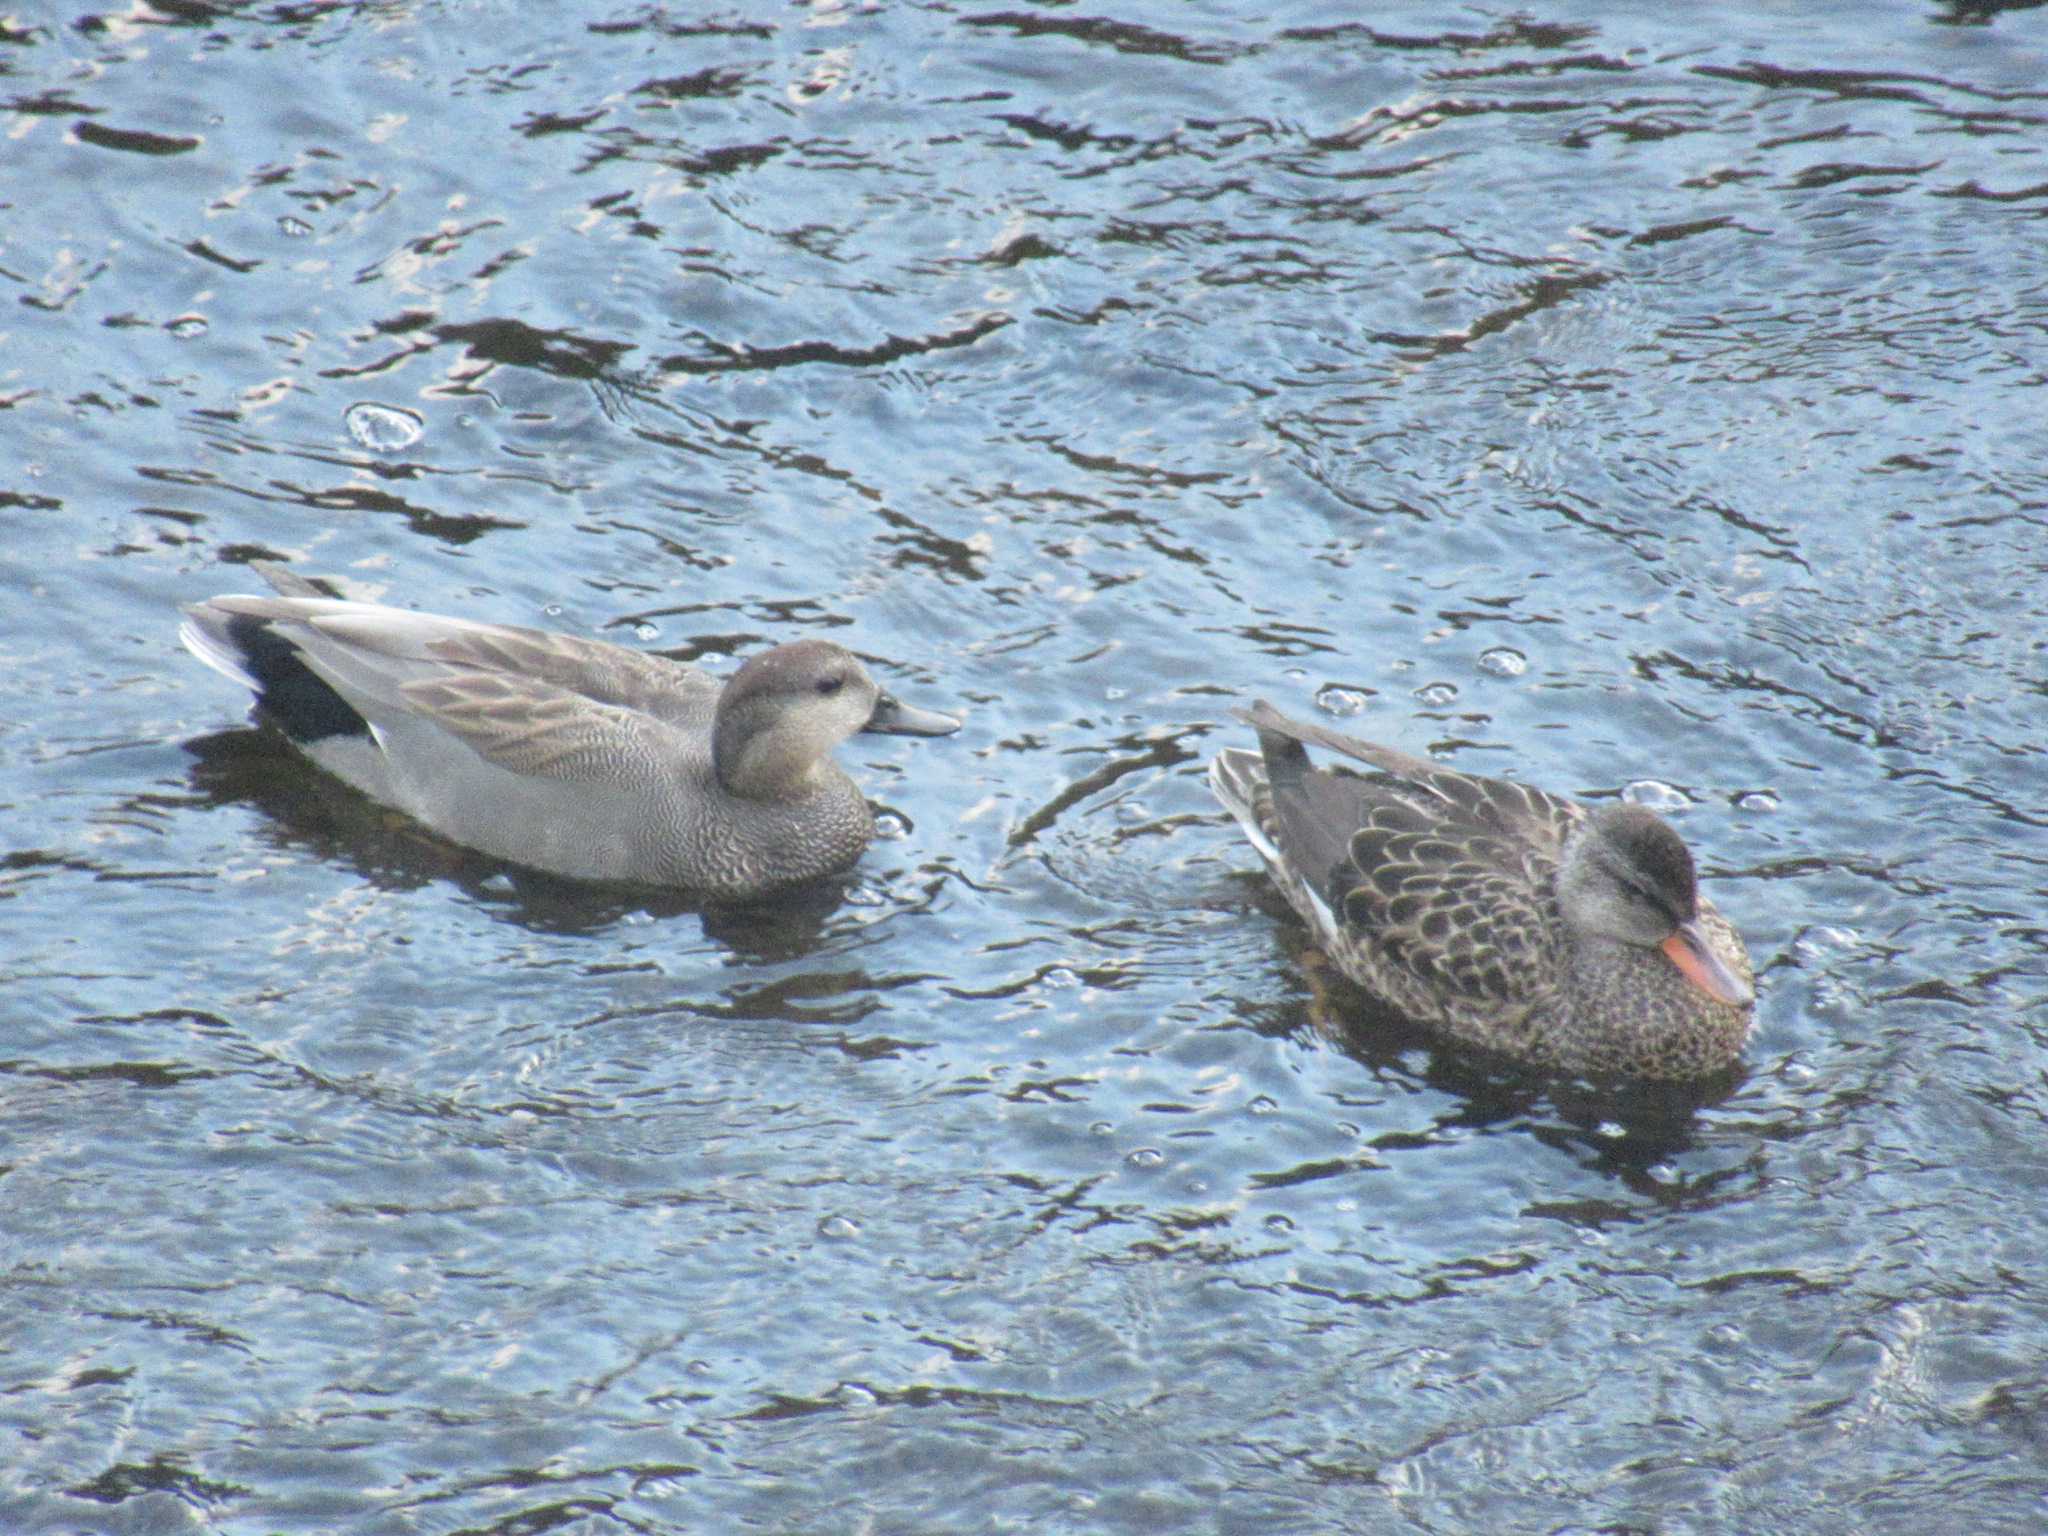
[1558,803,1754,1009]
[711,637,960,801]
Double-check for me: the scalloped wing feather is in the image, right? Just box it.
[1338,818,1561,1004]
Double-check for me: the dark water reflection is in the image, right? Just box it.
[5,2,2048,1532]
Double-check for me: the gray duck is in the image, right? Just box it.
[181,564,960,900]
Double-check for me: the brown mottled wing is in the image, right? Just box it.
[1243,700,1585,1003]
[398,670,696,787]
[1337,798,1561,1002]
[1239,700,1582,846]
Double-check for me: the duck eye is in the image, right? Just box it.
[814,674,845,696]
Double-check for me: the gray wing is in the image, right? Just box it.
[200,595,716,787]
[215,595,715,719]
[367,613,720,732]
[239,564,722,730]
[395,668,705,787]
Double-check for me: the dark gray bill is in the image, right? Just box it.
[864,692,962,738]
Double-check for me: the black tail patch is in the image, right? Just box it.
[227,614,369,744]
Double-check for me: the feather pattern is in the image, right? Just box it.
[1211,700,1755,1078]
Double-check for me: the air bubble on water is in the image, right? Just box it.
[1126,1147,1164,1168]
[1737,790,1779,812]
[1478,646,1526,678]
[278,216,313,238]
[344,401,424,452]
[166,314,209,339]
[1623,779,1689,812]
[1412,681,1458,707]
[1794,925,1860,962]
[1315,684,1368,716]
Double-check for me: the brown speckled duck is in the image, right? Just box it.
[1209,700,1755,1079]
[181,564,960,901]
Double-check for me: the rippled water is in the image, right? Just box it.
[6,3,2047,1532]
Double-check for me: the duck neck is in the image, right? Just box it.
[714,716,829,802]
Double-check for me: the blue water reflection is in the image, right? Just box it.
[3,3,2046,1532]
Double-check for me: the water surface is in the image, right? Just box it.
[4,3,2047,1532]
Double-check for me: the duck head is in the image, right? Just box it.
[1559,803,1754,1008]
[713,638,960,800]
